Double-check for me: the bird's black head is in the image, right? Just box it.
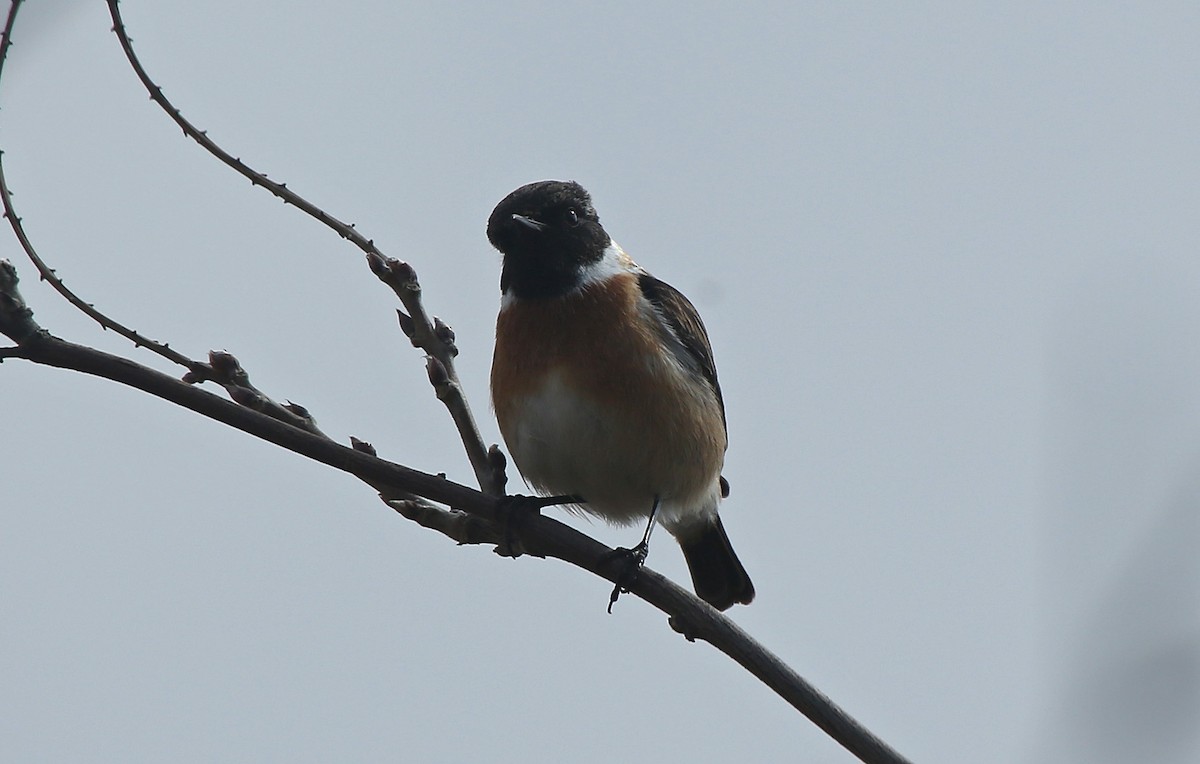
[487,180,612,299]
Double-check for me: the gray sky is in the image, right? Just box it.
[2,2,1198,762]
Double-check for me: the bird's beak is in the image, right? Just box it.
[511,213,546,231]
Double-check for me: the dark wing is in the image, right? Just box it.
[637,273,726,430]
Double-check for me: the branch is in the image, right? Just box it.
[0,0,212,380]
[105,0,502,496]
[347,436,499,544]
[106,0,381,261]
[1,5,915,761]
[0,260,911,764]
[202,350,326,436]
[369,254,503,495]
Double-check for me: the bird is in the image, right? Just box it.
[486,180,754,611]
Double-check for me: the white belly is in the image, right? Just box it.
[502,370,721,528]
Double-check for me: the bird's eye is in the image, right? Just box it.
[564,208,580,226]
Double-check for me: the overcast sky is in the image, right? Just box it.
[2,2,1198,762]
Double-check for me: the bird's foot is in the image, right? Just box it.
[605,541,649,613]
[493,494,581,558]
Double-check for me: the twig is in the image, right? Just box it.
[105,0,383,262]
[0,258,37,343]
[369,254,501,495]
[350,437,495,543]
[204,349,325,436]
[0,261,912,764]
[106,0,501,496]
[2,1,449,530]
[0,0,212,381]
[3,6,916,761]
[385,498,502,545]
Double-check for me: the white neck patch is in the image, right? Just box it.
[578,240,641,288]
[500,239,644,310]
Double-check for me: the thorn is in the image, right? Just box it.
[426,355,449,387]
[228,386,260,408]
[350,437,376,455]
[283,401,310,418]
[209,350,248,384]
[392,260,417,284]
[366,252,387,276]
[433,316,456,345]
[487,444,507,472]
[433,317,459,357]
[487,444,509,494]
[667,615,699,642]
[396,309,415,338]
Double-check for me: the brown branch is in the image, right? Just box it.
[369,254,502,495]
[0,258,912,764]
[0,0,212,380]
[204,350,326,436]
[349,437,496,544]
[105,0,382,262]
[0,5,916,761]
[106,0,501,495]
[0,4,463,529]
[385,498,501,545]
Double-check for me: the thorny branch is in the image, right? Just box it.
[0,4,211,380]
[105,0,499,496]
[0,3,913,763]
[0,263,906,764]
[368,254,504,495]
[0,0,471,553]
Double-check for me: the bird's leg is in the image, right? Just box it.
[607,496,661,612]
[629,497,660,562]
[494,494,582,558]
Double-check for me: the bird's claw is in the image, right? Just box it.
[493,494,582,557]
[605,542,649,613]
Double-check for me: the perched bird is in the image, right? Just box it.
[487,180,754,610]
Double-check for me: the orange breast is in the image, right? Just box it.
[490,274,726,522]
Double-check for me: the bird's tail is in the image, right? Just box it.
[677,517,755,611]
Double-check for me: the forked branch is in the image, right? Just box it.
[0,264,907,764]
[105,0,499,496]
[0,3,914,762]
